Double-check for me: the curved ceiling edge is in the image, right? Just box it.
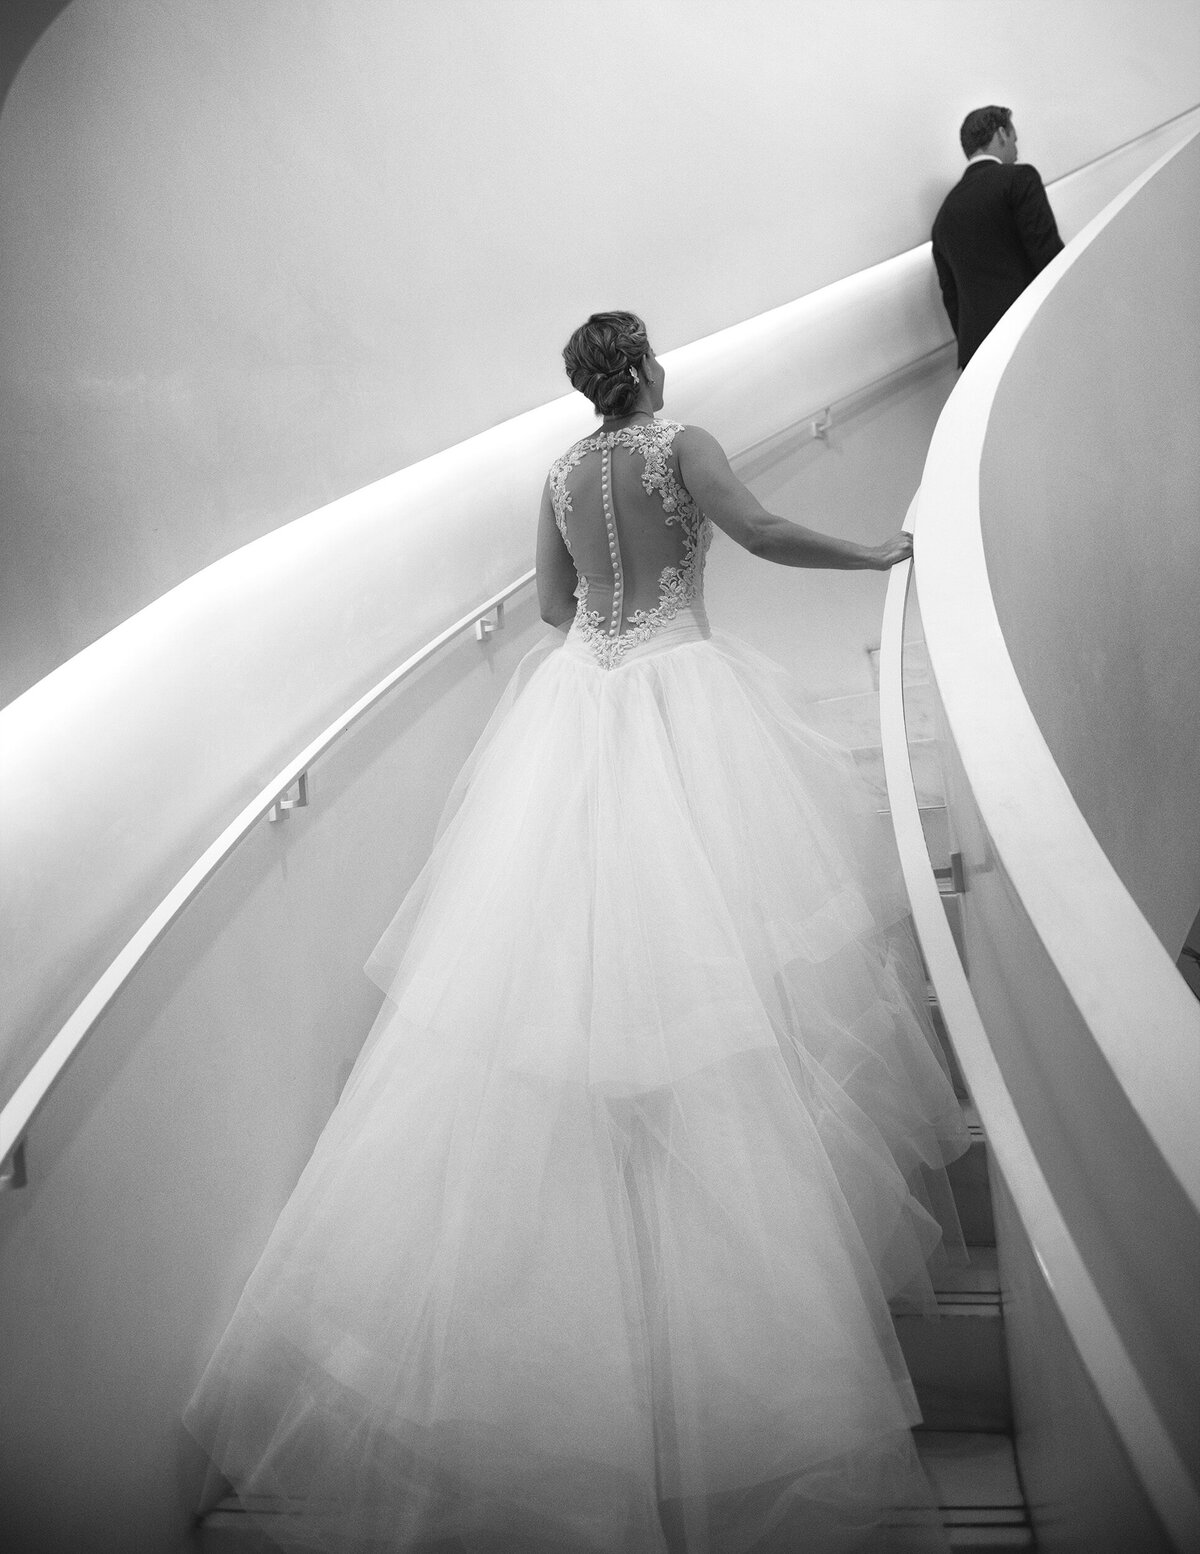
[0,0,73,112]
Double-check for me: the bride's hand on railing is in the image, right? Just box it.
[868,533,914,569]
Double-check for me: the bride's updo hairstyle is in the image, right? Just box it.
[563,311,650,418]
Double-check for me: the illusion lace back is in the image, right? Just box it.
[184,419,970,1552]
[549,418,711,667]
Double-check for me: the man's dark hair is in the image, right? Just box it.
[959,105,1012,158]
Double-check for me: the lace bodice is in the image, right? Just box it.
[548,418,711,669]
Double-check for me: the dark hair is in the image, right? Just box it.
[959,105,1012,158]
[562,311,649,417]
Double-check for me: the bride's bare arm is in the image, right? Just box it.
[536,479,578,626]
[676,426,911,571]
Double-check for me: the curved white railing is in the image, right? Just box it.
[0,567,534,1188]
[3,106,1197,1187]
[0,343,958,1189]
[880,126,1200,1548]
[917,134,1200,1208]
[0,249,962,1149]
[879,545,1200,1552]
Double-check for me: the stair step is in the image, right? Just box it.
[198,1119,1006,1546]
[199,1432,1030,1553]
[895,1249,1011,1432]
[939,888,967,966]
[929,1244,1000,1296]
[941,1534,1033,1551]
[927,994,968,1100]
[869,640,932,692]
[806,688,885,747]
[853,739,945,806]
[196,1502,277,1552]
[915,1432,1033,1551]
[947,1106,993,1247]
[807,672,936,749]
[878,803,950,873]
[917,894,967,975]
[918,803,951,870]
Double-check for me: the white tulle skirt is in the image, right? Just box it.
[185,613,969,1553]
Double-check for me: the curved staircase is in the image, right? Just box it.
[195,672,1031,1551]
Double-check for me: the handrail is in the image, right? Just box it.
[878,531,1200,1551]
[1048,102,1200,186]
[730,342,955,466]
[0,567,534,1187]
[6,104,1196,1186]
[0,345,963,1189]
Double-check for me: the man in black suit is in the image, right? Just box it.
[932,106,1064,368]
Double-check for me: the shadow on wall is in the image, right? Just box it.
[0,0,70,108]
[1180,909,1200,1001]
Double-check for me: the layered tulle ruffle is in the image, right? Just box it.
[185,622,968,1552]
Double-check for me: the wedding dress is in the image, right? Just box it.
[185,417,969,1552]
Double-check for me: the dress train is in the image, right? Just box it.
[185,619,968,1552]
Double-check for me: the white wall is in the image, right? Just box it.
[0,7,1197,1545]
[990,1170,1171,1553]
[0,598,549,1554]
[0,107,1189,1525]
[715,359,958,692]
[982,135,1200,959]
[0,315,964,1554]
[16,94,1185,1128]
[2,0,1198,703]
[1,242,965,1117]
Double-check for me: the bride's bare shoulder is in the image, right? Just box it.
[673,424,727,464]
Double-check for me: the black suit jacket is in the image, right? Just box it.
[931,160,1064,367]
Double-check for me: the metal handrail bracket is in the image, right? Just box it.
[0,567,535,1188]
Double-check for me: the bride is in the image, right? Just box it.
[185,311,968,1552]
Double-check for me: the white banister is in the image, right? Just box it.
[916,131,1200,1209]
[0,566,534,1187]
[882,122,1200,1549]
[878,534,1200,1552]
